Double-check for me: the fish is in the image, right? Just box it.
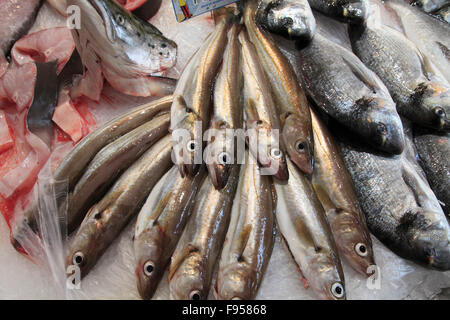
[244,0,314,176]
[67,0,177,98]
[66,135,173,278]
[134,165,206,300]
[13,96,173,249]
[171,13,233,178]
[384,0,450,84]
[307,0,369,24]
[338,120,450,270]
[206,23,243,190]
[256,0,317,41]
[275,158,346,300]
[65,113,170,233]
[297,31,405,154]
[240,29,289,181]
[414,127,450,217]
[311,109,375,276]
[169,164,240,300]
[348,0,450,131]
[412,0,449,13]
[436,4,450,23]
[0,0,43,75]
[215,151,275,300]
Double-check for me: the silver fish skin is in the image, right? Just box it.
[307,0,369,24]
[414,127,450,217]
[275,158,346,300]
[384,0,450,83]
[244,0,314,176]
[256,0,317,41]
[206,23,243,190]
[311,110,375,276]
[413,0,449,13]
[216,151,275,300]
[66,135,173,278]
[68,0,177,77]
[169,164,240,300]
[134,166,206,300]
[240,28,289,181]
[297,32,405,154]
[349,1,450,131]
[171,14,233,178]
[338,120,450,270]
[13,96,173,245]
[65,113,170,233]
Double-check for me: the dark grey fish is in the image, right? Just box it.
[338,120,450,270]
[307,0,369,23]
[297,32,405,154]
[412,0,449,13]
[256,0,317,41]
[349,1,450,131]
[414,127,450,217]
[436,4,450,23]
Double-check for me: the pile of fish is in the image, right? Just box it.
[2,0,450,300]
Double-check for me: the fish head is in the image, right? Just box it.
[341,0,369,24]
[308,253,346,300]
[206,126,235,190]
[247,120,289,180]
[169,251,206,300]
[172,112,203,178]
[281,113,314,175]
[399,209,450,271]
[88,0,177,74]
[357,97,405,154]
[134,229,165,300]
[413,82,450,131]
[328,209,375,277]
[257,0,316,41]
[216,263,255,300]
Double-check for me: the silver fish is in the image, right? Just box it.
[275,158,346,300]
[215,151,275,300]
[169,164,240,300]
[66,135,173,278]
[134,166,206,300]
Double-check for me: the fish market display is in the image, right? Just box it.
[215,151,275,300]
[307,0,369,23]
[244,0,314,176]
[169,165,240,300]
[275,158,346,300]
[134,166,206,300]
[349,0,450,131]
[256,0,317,41]
[414,128,450,216]
[311,110,375,276]
[297,25,405,154]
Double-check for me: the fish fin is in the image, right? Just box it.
[168,243,199,281]
[342,56,382,94]
[149,191,172,227]
[280,235,308,284]
[401,162,434,210]
[245,98,259,122]
[235,225,252,262]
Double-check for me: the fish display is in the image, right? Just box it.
[349,0,450,131]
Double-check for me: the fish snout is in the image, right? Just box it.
[216,264,254,300]
[342,1,368,24]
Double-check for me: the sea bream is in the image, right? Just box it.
[349,0,450,131]
[67,0,177,100]
[307,0,369,24]
[296,16,405,155]
[66,135,173,278]
[215,151,275,300]
[256,0,317,41]
[240,28,289,181]
[244,0,314,176]
[338,120,450,270]
[134,166,206,300]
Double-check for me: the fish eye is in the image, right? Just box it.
[189,290,201,300]
[187,140,197,152]
[72,252,85,266]
[331,282,345,299]
[355,243,368,257]
[116,14,125,25]
[143,261,155,276]
[295,141,306,152]
[161,43,167,49]
[434,107,445,118]
[270,148,283,159]
[218,152,230,165]
[376,123,387,135]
